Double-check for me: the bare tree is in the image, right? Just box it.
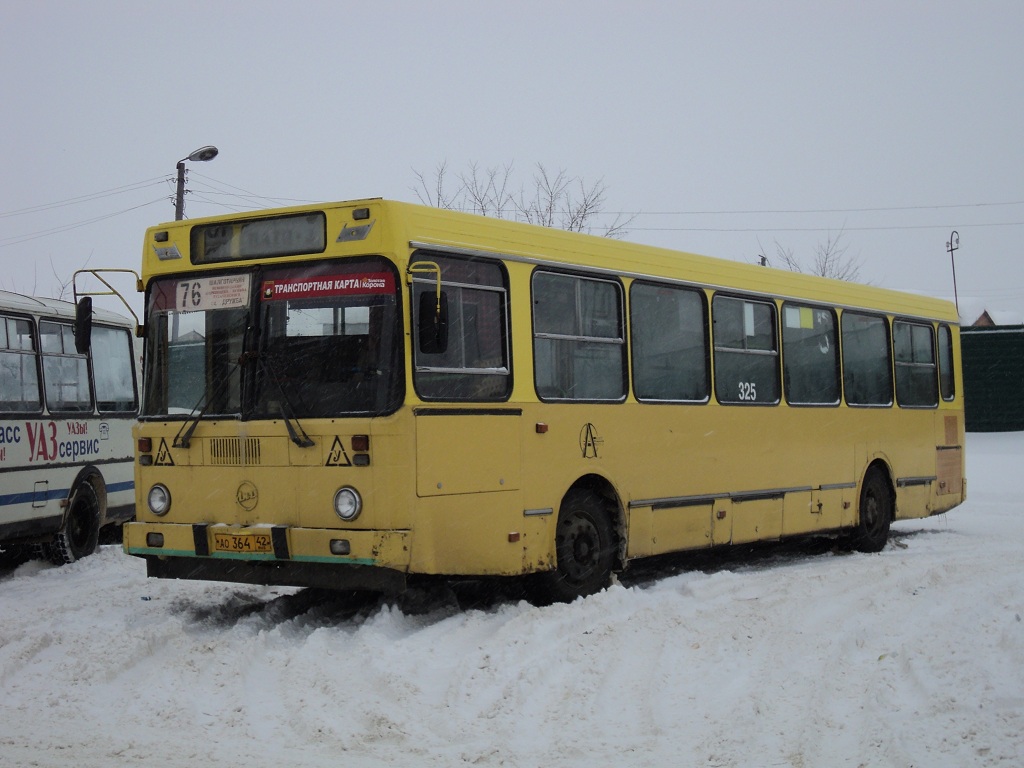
[413,161,634,238]
[0,262,42,297]
[412,161,462,211]
[412,160,514,218]
[462,161,517,219]
[51,255,84,300]
[762,228,863,282]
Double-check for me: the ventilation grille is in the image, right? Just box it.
[208,437,261,466]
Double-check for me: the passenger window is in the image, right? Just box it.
[533,271,625,401]
[938,324,955,401]
[630,282,709,402]
[894,320,938,407]
[841,312,893,406]
[92,326,137,412]
[39,320,91,412]
[712,295,779,404]
[412,254,511,401]
[0,315,41,413]
[782,303,839,405]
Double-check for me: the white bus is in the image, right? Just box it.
[0,289,138,564]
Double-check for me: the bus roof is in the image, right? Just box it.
[145,197,959,324]
[0,290,133,326]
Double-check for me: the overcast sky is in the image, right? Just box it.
[2,1,1021,323]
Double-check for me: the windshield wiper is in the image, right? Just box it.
[256,350,315,448]
[173,360,241,449]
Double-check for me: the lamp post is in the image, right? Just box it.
[174,145,219,220]
[946,230,960,315]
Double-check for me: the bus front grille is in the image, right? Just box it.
[208,437,262,466]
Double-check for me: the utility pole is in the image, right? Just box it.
[174,145,219,220]
[946,230,960,315]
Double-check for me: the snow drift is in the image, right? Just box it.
[1,433,1021,767]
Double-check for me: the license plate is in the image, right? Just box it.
[212,532,273,554]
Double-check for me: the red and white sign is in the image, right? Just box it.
[261,272,394,301]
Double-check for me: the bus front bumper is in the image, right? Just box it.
[123,522,410,593]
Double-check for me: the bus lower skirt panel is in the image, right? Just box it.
[146,555,407,594]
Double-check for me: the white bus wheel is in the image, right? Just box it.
[49,483,101,565]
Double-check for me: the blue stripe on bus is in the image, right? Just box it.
[0,487,71,507]
[0,480,134,508]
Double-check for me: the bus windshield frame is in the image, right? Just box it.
[140,257,404,420]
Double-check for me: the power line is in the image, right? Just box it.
[6,173,1024,249]
[0,178,168,219]
[601,200,1024,216]
[628,221,1024,233]
[0,198,167,248]
[189,171,304,209]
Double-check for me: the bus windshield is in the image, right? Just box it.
[254,261,403,417]
[141,259,403,419]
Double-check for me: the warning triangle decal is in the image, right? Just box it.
[325,436,351,467]
[154,438,175,466]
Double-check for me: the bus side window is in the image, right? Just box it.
[412,254,511,402]
[92,325,138,412]
[39,320,91,413]
[894,320,938,407]
[782,304,840,406]
[938,324,955,401]
[533,271,626,402]
[0,315,42,413]
[841,312,893,407]
[712,295,780,405]
[630,282,709,402]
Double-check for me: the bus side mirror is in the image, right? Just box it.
[418,290,449,355]
[74,296,93,354]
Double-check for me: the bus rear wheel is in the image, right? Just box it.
[46,482,101,565]
[850,468,892,553]
[534,488,615,604]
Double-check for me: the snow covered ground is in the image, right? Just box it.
[1,433,1022,767]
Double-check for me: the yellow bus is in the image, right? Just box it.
[123,199,965,602]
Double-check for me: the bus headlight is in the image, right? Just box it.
[148,484,171,516]
[333,486,362,521]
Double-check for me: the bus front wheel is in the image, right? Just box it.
[47,482,101,565]
[534,488,615,604]
[850,468,892,553]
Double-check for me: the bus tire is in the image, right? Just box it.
[48,482,101,565]
[851,468,892,553]
[534,488,615,604]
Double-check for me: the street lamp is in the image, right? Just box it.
[174,145,219,220]
[946,230,960,315]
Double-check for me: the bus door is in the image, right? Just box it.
[408,252,520,572]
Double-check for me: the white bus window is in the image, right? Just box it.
[0,316,41,413]
[39,321,91,413]
[92,325,137,412]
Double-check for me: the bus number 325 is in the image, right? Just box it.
[738,381,757,401]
